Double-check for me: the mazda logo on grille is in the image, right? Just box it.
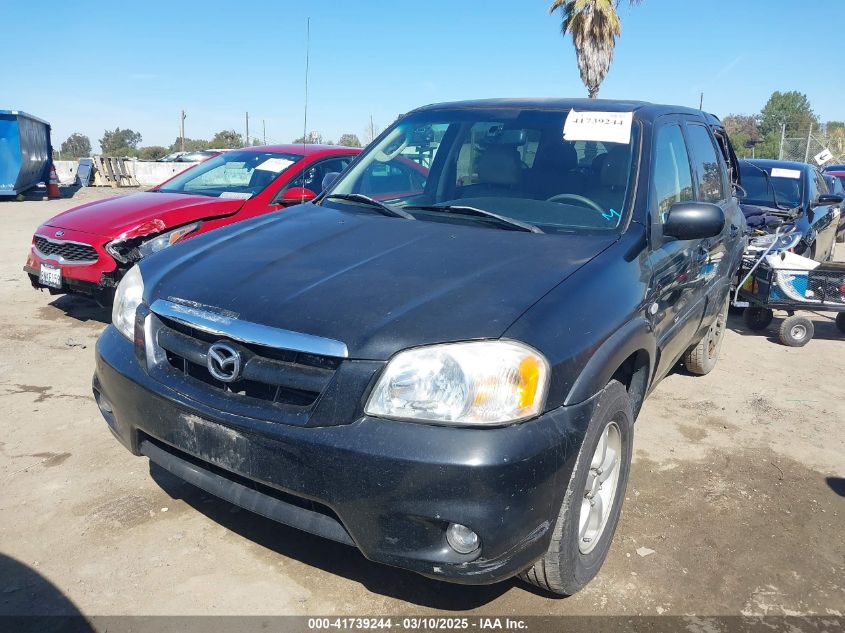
[55,230,64,237]
[207,342,242,383]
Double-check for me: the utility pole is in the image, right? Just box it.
[804,124,813,163]
[302,17,310,147]
[262,119,266,145]
[245,112,250,147]
[180,110,186,152]
[778,123,786,160]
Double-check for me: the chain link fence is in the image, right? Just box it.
[779,129,845,165]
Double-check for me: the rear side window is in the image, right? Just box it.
[653,124,694,214]
[686,124,726,202]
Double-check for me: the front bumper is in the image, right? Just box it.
[93,326,597,584]
[25,227,120,300]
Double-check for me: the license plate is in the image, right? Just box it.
[39,264,62,289]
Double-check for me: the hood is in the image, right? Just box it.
[741,203,802,233]
[44,192,245,239]
[142,204,617,360]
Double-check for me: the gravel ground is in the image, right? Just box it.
[0,187,842,618]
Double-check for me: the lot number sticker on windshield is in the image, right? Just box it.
[564,110,633,144]
[255,158,294,173]
[770,168,801,180]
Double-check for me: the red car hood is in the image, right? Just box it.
[44,192,245,239]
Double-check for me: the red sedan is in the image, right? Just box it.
[25,145,360,304]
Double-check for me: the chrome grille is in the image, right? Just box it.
[34,236,98,263]
[151,314,340,410]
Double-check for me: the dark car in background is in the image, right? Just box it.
[824,169,845,243]
[739,159,842,260]
[822,163,845,174]
[93,99,745,595]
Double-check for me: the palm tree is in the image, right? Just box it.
[549,0,641,98]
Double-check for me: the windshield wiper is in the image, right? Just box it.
[743,162,791,211]
[405,204,544,234]
[323,193,415,220]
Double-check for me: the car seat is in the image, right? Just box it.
[459,145,523,198]
[525,141,580,200]
[587,145,630,211]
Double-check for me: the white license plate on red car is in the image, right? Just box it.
[39,264,62,289]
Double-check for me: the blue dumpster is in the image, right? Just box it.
[0,110,52,197]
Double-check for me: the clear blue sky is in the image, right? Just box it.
[3,0,842,152]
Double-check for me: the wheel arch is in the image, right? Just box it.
[563,317,655,419]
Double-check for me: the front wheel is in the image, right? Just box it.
[836,313,845,335]
[520,380,633,596]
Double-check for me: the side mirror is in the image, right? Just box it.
[813,193,844,207]
[663,202,725,240]
[321,172,341,192]
[279,187,317,206]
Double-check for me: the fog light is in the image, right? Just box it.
[95,393,113,414]
[446,523,479,554]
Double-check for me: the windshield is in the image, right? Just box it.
[157,150,302,198]
[738,162,804,208]
[323,108,639,233]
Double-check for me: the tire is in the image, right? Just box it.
[779,315,814,347]
[520,380,633,596]
[684,296,729,375]
[835,312,845,335]
[742,307,774,331]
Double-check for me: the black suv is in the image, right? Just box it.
[94,99,745,595]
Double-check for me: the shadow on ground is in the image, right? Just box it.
[42,294,110,325]
[149,463,554,609]
[827,477,845,497]
[0,552,93,632]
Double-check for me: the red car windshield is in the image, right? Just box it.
[157,151,303,198]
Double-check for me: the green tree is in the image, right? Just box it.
[293,131,323,144]
[169,137,210,152]
[138,146,168,160]
[60,133,91,159]
[209,129,243,149]
[722,114,760,158]
[759,91,819,138]
[99,127,142,156]
[549,0,642,98]
[338,133,362,148]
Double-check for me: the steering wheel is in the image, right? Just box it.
[546,193,604,213]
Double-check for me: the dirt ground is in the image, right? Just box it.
[0,188,842,618]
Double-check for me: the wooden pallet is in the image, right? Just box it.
[91,157,138,187]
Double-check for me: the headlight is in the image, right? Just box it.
[365,341,549,425]
[137,222,201,258]
[750,230,801,252]
[112,265,144,340]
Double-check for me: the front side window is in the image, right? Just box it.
[284,157,353,194]
[652,124,694,215]
[157,151,303,198]
[686,124,727,202]
[324,109,639,233]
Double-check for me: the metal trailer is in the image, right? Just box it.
[0,110,52,198]
[734,227,845,346]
